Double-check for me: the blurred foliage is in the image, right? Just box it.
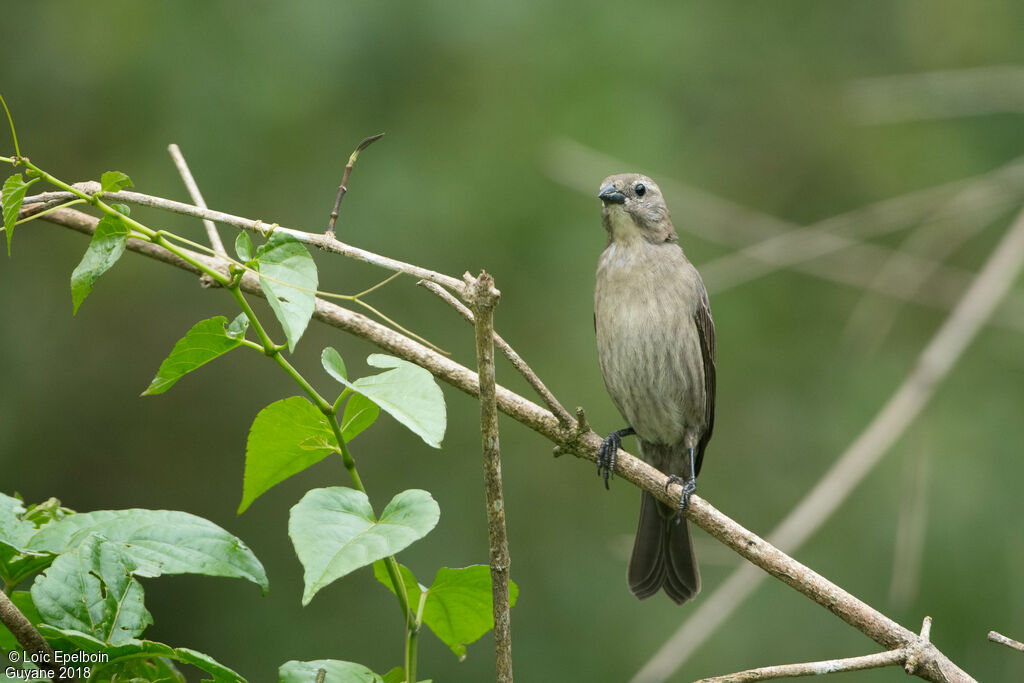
[2,1,1023,680]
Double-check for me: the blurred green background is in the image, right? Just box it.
[3,2,1024,681]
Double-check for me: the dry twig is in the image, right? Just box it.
[327,133,384,236]
[988,630,1024,654]
[23,185,466,295]
[467,270,513,683]
[167,143,227,257]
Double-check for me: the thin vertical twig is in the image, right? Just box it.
[468,270,513,683]
[167,144,227,257]
[632,201,1024,683]
[327,133,384,236]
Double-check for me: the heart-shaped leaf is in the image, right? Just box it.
[289,487,439,605]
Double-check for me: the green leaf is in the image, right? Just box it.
[174,647,247,683]
[20,497,74,527]
[226,312,250,339]
[0,494,60,588]
[328,355,446,448]
[375,564,518,659]
[254,232,317,352]
[2,173,39,255]
[0,492,33,549]
[30,534,153,644]
[27,508,269,594]
[100,170,133,193]
[279,659,380,683]
[238,397,338,514]
[0,591,40,652]
[110,202,131,216]
[341,392,379,443]
[95,655,187,683]
[379,668,405,683]
[35,628,245,683]
[235,232,253,262]
[142,316,247,396]
[70,213,130,314]
[289,488,439,606]
[321,346,347,382]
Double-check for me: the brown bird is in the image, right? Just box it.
[594,173,716,605]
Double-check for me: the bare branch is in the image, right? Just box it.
[327,133,385,236]
[633,198,1024,683]
[845,66,1024,124]
[696,649,906,682]
[988,630,1024,654]
[22,186,466,295]
[468,270,513,683]
[418,279,573,426]
[167,143,227,257]
[26,204,977,683]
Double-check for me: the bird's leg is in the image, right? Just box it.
[665,447,698,523]
[597,427,634,489]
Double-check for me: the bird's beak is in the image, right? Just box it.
[598,184,626,205]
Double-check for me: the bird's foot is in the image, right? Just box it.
[665,475,697,524]
[597,427,634,490]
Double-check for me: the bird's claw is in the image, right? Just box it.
[597,427,634,490]
[597,434,620,490]
[665,475,697,524]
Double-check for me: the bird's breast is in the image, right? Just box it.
[595,244,707,445]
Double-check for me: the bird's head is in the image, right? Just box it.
[597,173,677,244]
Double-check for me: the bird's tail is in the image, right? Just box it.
[628,490,701,604]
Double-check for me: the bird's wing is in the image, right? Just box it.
[694,288,716,476]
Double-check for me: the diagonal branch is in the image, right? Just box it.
[167,143,227,257]
[24,204,978,683]
[696,649,906,682]
[988,630,1024,654]
[418,279,573,426]
[23,185,466,295]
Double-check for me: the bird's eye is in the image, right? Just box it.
[635,183,646,197]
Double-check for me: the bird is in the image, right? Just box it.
[593,173,716,605]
